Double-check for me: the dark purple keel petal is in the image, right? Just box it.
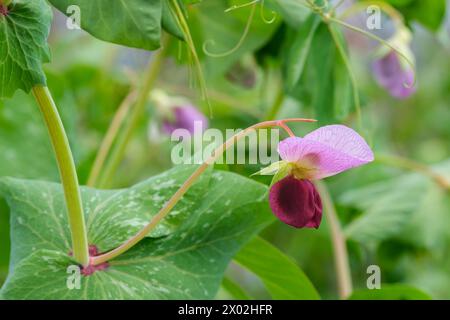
[269,176,323,229]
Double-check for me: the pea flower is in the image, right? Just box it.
[258,125,374,229]
[151,89,208,136]
[162,104,208,136]
[372,27,416,99]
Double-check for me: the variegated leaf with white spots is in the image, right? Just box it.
[0,169,272,299]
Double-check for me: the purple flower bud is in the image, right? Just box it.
[269,175,323,229]
[372,51,416,99]
[162,105,208,136]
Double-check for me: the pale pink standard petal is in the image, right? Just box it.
[278,137,305,163]
[278,125,374,179]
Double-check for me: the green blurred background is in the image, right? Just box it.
[0,0,449,299]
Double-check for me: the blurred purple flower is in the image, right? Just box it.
[373,51,416,99]
[162,104,208,136]
[267,125,374,229]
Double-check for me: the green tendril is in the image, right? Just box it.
[225,0,259,12]
[259,0,277,24]
[170,0,212,115]
[203,2,257,58]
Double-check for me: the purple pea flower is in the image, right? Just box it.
[162,104,209,136]
[264,125,374,229]
[372,27,416,99]
[372,51,416,99]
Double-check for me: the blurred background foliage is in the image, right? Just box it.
[0,0,449,299]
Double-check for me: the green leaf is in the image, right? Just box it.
[386,0,446,31]
[221,277,252,300]
[341,173,429,246]
[0,73,77,180]
[162,0,184,40]
[349,284,432,300]
[0,0,52,99]
[266,0,311,28]
[234,237,320,300]
[186,0,280,77]
[47,0,163,50]
[0,199,9,286]
[2,165,211,267]
[285,15,321,90]
[0,169,272,299]
[329,24,354,121]
[0,92,57,179]
[308,23,336,123]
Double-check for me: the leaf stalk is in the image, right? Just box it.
[33,86,89,266]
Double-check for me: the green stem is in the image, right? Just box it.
[315,180,353,299]
[170,0,211,113]
[265,82,284,121]
[375,153,450,190]
[327,16,416,86]
[33,86,89,266]
[339,0,404,26]
[327,23,363,131]
[97,36,169,188]
[91,118,316,265]
[87,90,137,187]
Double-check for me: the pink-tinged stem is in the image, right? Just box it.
[91,118,316,265]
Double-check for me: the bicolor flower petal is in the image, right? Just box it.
[260,125,373,229]
[278,125,374,180]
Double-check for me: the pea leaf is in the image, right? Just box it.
[349,284,432,300]
[186,0,280,77]
[0,0,52,99]
[308,23,336,123]
[386,0,446,31]
[221,277,252,300]
[2,165,211,267]
[162,0,184,40]
[47,0,163,50]
[266,0,311,28]
[235,237,320,300]
[284,15,321,90]
[0,169,272,299]
[0,92,57,179]
[341,173,430,246]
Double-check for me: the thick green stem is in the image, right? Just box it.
[91,118,316,265]
[97,36,169,188]
[33,86,89,266]
[315,181,353,299]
